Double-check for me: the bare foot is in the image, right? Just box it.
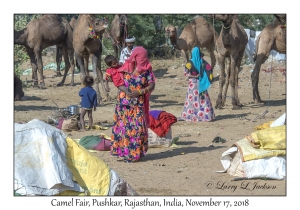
[78,129,86,132]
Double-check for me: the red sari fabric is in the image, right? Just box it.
[149,111,177,137]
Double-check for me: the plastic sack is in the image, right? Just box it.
[14,119,84,195]
[148,128,172,148]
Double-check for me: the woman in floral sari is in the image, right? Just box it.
[110,46,155,162]
[180,47,215,122]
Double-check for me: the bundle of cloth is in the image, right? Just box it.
[149,110,177,137]
[217,113,286,180]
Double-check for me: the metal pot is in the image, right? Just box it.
[67,105,80,115]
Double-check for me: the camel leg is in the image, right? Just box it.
[252,53,269,103]
[234,50,245,107]
[251,35,272,103]
[229,55,241,110]
[26,47,38,87]
[84,56,89,76]
[207,45,216,78]
[55,46,63,77]
[98,56,111,102]
[215,54,226,109]
[91,52,103,105]
[75,51,85,81]
[181,49,189,63]
[57,45,72,86]
[68,49,76,86]
[98,52,111,102]
[222,57,231,107]
[34,47,46,89]
[113,44,119,59]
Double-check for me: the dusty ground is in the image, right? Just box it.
[14,53,286,196]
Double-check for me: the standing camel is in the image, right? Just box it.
[108,14,128,59]
[14,15,74,89]
[251,14,286,103]
[73,15,110,104]
[212,14,248,110]
[165,16,217,75]
[55,17,76,86]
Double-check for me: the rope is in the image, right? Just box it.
[252,16,276,122]
[99,38,113,55]
[213,16,216,51]
[104,29,123,51]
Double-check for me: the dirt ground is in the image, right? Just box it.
[14,53,286,196]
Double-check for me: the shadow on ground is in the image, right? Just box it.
[144,145,226,161]
[14,105,56,111]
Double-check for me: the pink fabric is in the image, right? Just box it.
[118,46,156,127]
[56,118,65,130]
[118,46,152,73]
[95,139,111,151]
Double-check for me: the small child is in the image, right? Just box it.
[104,55,125,91]
[78,75,97,132]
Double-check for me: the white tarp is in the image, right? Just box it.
[270,113,286,127]
[217,146,286,180]
[14,119,84,195]
[216,113,286,180]
[244,29,286,62]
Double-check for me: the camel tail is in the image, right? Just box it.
[253,34,261,62]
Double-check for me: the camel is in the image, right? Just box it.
[212,14,248,110]
[72,14,110,104]
[55,17,76,86]
[165,16,217,75]
[108,14,128,59]
[14,73,24,101]
[14,15,74,89]
[251,14,286,103]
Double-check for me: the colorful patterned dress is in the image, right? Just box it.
[180,61,215,122]
[111,70,154,162]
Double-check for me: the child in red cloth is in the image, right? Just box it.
[104,55,124,92]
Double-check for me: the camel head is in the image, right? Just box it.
[118,14,128,27]
[165,25,178,46]
[14,28,27,45]
[92,17,109,36]
[211,14,235,28]
[274,14,286,25]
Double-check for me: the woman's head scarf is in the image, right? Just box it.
[190,47,211,94]
[118,46,152,73]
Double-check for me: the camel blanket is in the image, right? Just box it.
[234,138,286,162]
[246,125,286,150]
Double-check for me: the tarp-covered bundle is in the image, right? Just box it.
[217,114,286,180]
[14,119,138,196]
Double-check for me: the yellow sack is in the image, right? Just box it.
[235,138,286,162]
[254,121,274,130]
[247,125,286,150]
[58,137,110,195]
[85,125,109,130]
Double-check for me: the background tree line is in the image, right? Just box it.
[14,14,274,76]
